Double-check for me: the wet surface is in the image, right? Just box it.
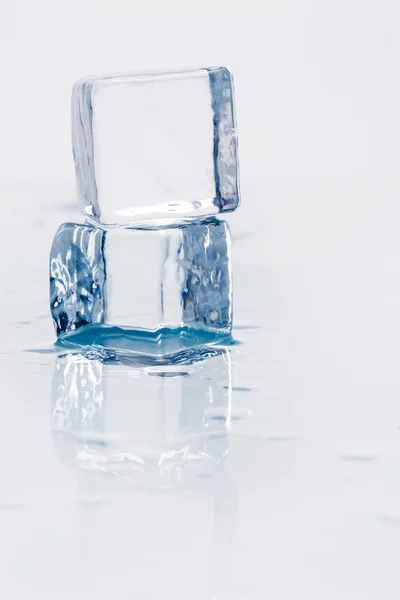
[2,181,400,598]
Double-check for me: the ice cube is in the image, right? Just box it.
[49,219,232,351]
[52,348,231,487]
[72,67,240,226]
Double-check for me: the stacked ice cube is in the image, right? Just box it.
[50,67,240,355]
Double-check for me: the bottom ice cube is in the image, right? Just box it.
[49,219,232,350]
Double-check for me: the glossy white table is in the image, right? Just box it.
[1,181,399,599]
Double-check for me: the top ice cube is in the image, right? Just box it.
[72,67,240,227]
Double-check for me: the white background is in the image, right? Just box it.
[1,0,399,187]
[1,2,400,599]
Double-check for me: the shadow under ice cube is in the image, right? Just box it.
[50,219,232,350]
[72,67,239,226]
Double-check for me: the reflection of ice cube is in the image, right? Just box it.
[49,219,232,352]
[72,67,239,227]
[52,348,231,488]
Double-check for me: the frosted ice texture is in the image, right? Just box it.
[72,67,239,226]
[50,219,232,339]
[52,349,231,486]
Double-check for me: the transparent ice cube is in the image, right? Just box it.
[49,219,232,350]
[72,67,240,227]
[52,348,231,487]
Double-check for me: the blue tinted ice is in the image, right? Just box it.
[49,224,105,335]
[49,219,232,349]
[72,67,239,226]
[181,222,232,331]
[52,348,231,487]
